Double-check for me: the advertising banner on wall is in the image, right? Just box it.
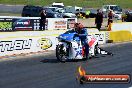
[0,36,57,56]
[0,30,106,56]
[67,18,77,29]
[0,16,77,31]
[47,18,67,30]
[0,18,12,31]
[47,18,77,30]
[12,18,34,31]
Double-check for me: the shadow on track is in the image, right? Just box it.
[40,59,59,63]
[40,59,80,63]
[40,57,100,63]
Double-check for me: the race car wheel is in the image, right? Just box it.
[56,45,67,62]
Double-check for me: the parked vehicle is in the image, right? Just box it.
[65,6,83,13]
[52,2,64,8]
[22,5,43,17]
[64,6,87,18]
[89,9,97,18]
[55,8,76,18]
[102,5,122,19]
[22,5,61,18]
[123,10,132,22]
[45,7,58,12]
[43,7,62,18]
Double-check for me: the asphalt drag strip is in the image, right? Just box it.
[0,42,132,88]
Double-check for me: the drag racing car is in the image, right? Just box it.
[56,30,112,62]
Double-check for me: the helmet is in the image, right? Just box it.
[75,23,84,29]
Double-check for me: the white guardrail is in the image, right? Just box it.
[111,22,132,33]
[0,16,77,31]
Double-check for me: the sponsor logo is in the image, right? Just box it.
[16,21,30,25]
[38,38,52,50]
[54,20,67,29]
[55,20,66,25]
[0,39,32,52]
[77,66,130,84]
[0,22,12,31]
[14,19,31,26]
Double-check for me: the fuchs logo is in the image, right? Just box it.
[14,19,31,26]
[38,38,52,50]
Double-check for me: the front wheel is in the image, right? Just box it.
[56,45,67,62]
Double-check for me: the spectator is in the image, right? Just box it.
[40,10,46,30]
[95,9,103,31]
[107,10,114,26]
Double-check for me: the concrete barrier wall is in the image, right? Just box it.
[107,22,132,42]
[111,22,132,33]
[107,31,132,43]
[0,30,107,56]
[0,31,55,56]
[1,30,131,57]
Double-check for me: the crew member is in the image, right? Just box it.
[40,10,46,30]
[108,10,114,26]
[95,9,103,31]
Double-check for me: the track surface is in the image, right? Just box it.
[0,43,132,88]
